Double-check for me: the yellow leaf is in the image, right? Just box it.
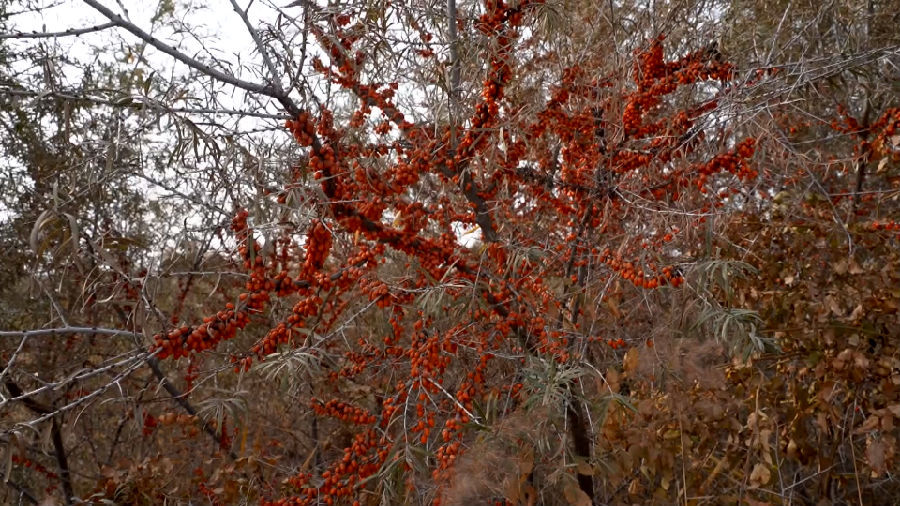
[662,428,681,440]
[627,478,641,496]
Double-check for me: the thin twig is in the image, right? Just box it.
[0,327,143,339]
[0,22,116,39]
[228,0,285,95]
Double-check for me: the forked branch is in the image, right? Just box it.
[81,0,302,116]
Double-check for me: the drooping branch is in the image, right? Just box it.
[1,353,148,432]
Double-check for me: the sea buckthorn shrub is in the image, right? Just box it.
[137,3,779,503]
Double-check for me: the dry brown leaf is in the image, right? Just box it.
[866,438,888,476]
[855,415,880,434]
[627,477,642,496]
[749,463,771,487]
[38,497,61,506]
[606,368,620,393]
[786,439,799,459]
[504,476,520,505]
[833,259,848,275]
[518,447,534,475]
[623,348,639,374]
[562,480,592,506]
[575,458,593,476]
[606,296,622,318]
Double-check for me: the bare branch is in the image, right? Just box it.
[0,327,143,340]
[0,86,292,119]
[1,350,149,412]
[0,22,117,39]
[228,0,285,95]
[446,0,461,130]
[80,0,302,116]
[0,326,238,460]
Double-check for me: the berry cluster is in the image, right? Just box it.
[311,398,377,425]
